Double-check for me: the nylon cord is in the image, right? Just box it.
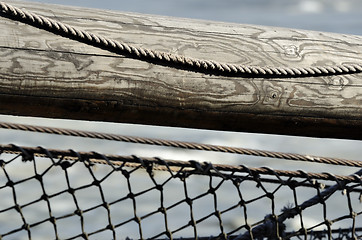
[1,144,361,182]
[1,121,361,167]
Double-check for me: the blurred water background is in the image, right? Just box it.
[0,0,362,239]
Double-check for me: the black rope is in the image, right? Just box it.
[0,144,361,239]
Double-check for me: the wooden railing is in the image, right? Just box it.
[0,0,361,139]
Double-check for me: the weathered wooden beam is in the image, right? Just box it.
[0,0,362,139]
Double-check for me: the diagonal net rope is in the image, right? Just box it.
[1,121,361,168]
[1,1,362,78]
[0,144,361,240]
[235,168,362,240]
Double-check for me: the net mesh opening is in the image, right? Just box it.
[0,123,361,240]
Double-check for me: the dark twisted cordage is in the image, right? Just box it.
[1,144,361,183]
[234,167,362,240]
[1,2,362,78]
[1,121,361,167]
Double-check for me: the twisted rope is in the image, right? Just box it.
[1,121,361,167]
[1,144,361,183]
[1,1,362,77]
[234,168,362,240]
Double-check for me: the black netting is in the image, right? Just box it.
[0,143,361,240]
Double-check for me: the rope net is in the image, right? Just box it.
[0,123,361,240]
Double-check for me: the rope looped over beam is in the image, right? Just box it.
[1,1,362,78]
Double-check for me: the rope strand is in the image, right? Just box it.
[0,1,361,78]
[1,121,361,167]
[1,144,360,182]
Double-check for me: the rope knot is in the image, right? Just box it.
[11,144,34,162]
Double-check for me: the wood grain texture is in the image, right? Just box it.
[0,0,362,139]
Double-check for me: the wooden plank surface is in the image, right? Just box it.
[0,0,362,139]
